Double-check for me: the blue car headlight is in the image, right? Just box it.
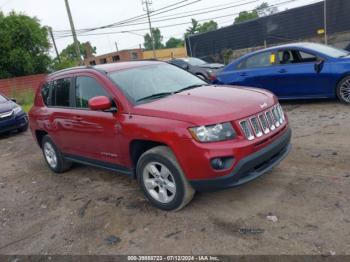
[13,106,24,115]
[189,122,236,142]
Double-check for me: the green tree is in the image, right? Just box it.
[165,37,184,48]
[0,11,51,79]
[185,19,218,37]
[144,28,164,50]
[60,41,96,61]
[185,19,200,37]
[198,20,218,33]
[234,2,278,24]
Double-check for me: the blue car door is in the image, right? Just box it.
[271,49,332,98]
[219,50,277,93]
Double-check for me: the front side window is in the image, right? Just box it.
[75,76,109,108]
[109,63,207,103]
[51,78,71,107]
[41,82,50,106]
[278,49,318,64]
[245,52,272,69]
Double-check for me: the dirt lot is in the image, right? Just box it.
[0,101,349,255]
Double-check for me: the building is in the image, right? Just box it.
[142,47,187,61]
[84,48,143,66]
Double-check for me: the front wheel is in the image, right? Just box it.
[136,146,195,211]
[337,76,350,104]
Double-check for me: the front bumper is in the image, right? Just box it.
[0,112,28,134]
[189,127,292,191]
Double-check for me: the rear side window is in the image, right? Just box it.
[245,52,272,69]
[41,82,50,106]
[51,78,72,107]
[75,76,109,108]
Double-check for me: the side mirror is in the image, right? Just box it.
[182,64,190,70]
[88,96,113,111]
[314,59,324,73]
[11,98,17,103]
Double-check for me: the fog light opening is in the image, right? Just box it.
[211,157,234,170]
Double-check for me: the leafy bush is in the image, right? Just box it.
[11,89,34,112]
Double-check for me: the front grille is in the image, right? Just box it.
[239,104,286,141]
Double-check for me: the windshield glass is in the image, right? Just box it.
[307,43,349,58]
[183,57,207,66]
[0,95,8,103]
[109,63,207,103]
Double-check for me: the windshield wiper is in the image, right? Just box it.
[175,83,208,94]
[136,92,173,102]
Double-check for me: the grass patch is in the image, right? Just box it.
[11,89,34,113]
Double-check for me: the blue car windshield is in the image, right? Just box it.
[308,43,349,58]
[0,95,7,103]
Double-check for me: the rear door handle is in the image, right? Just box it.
[240,72,247,76]
[278,69,287,73]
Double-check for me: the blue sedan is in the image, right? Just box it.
[216,42,350,104]
[0,93,28,134]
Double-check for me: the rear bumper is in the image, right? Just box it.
[189,127,292,191]
[0,113,28,134]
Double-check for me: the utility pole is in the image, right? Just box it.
[48,27,61,63]
[115,42,119,52]
[323,0,328,45]
[64,0,82,65]
[143,0,156,58]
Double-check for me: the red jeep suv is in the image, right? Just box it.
[29,61,292,211]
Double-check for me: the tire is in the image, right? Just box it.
[42,135,72,173]
[336,76,350,104]
[136,146,195,211]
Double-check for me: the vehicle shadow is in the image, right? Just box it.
[0,129,26,140]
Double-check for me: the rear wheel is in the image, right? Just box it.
[136,146,195,211]
[42,135,72,173]
[337,76,350,104]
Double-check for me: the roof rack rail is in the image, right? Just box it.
[48,65,107,76]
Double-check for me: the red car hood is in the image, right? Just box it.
[132,86,277,125]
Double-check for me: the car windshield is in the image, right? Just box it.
[182,57,207,66]
[108,63,207,103]
[307,43,349,58]
[0,95,8,103]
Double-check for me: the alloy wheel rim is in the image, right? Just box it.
[44,142,58,169]
[142,162,176,204]
[340,79,350,103]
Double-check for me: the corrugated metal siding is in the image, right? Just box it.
[0,74,46,96]
[187,0,350,58]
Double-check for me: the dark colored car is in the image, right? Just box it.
[169,57,224,82]
[0,93,28,134]
[216,42,350,104]
[29,61,291,211]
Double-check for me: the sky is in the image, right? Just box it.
[0,0,322,56]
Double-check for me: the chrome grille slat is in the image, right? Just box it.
[258,114,270,134]
[239,120,255,141]
[239,104,285,141]
[250,117,263,137]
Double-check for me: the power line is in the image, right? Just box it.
[55,0,297,39]
[53,0,199,35]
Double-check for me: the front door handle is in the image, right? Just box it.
[73,116,83,121]
[240,72,247,77]
[278,69,287,73]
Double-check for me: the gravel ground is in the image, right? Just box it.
[0,101,349,255]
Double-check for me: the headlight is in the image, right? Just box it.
[13,106,23,115]
[189,122,236,142]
